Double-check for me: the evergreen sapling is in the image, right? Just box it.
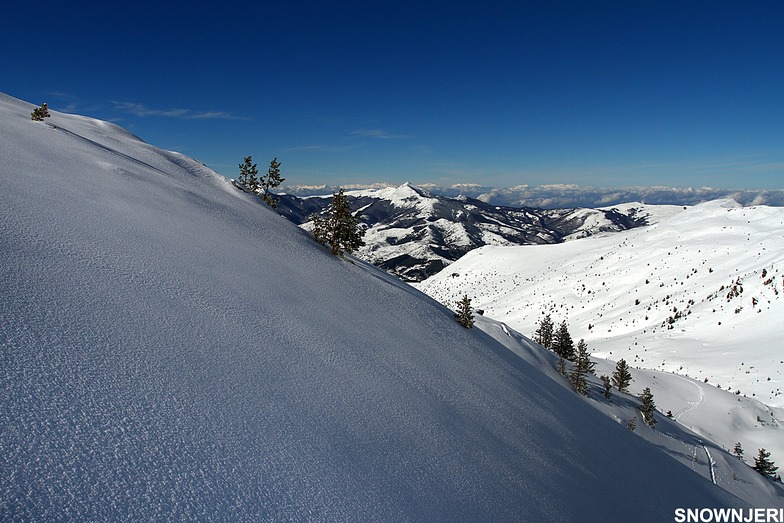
[260,157,284,209]
[568,339,594,395]
[733,442,744,461]
[600,375,612,399]
[612,358,633,393]
[31,103,50,121]
[553,320,575,361]
[456,295,474,329]
[752,448,779,479]
[311,188,366,257]
[237,156,259,193]
[534,314,554,350]
[639,387,656,427]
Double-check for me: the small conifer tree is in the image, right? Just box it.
[612,358,633,393]
[260,157,284,209]
[752,448,779,479]
[556,354,566,376]
[455,295,474,329]
[600,375,612,399]
[575,339,595,374]
[311,188,366,257]
[237,156,259,193]
[31,103,50,121]
[534,314,554,349]
[639,387,657,427]
[553,320,575,361]
[733,442,744,461]
[568,339,594,395]
[626,416,637,431]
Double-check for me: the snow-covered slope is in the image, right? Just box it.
[281,184,663,281]
[416,200,784,473]
[478,315,784,505]
[416,200,784,408]
[0,93,768,519]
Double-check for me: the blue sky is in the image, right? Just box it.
[3,1,783,189]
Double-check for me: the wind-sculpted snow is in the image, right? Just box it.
[0,92,755,519]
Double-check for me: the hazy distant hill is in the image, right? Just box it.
[283,182,784,209]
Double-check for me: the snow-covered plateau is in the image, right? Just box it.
[2,92,781,520]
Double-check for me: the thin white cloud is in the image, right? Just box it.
[281,144,357,153]
[45,91,101,114]
[111,101,247,120]
[351,128,410,139]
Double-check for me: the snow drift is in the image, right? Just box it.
[0,93,751,520]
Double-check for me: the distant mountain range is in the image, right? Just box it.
[282,182,784,209]
[278,183,680,281]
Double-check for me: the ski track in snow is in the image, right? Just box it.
[674,374,706,423]
[703,443,718,485]
[50,123,172,178]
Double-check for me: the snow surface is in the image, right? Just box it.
[416,199,784,478]
[477,315,784,505]
[1,93,775,519]
[416,202,784,406]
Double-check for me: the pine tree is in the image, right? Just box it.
[31,103,50,121]
[237,156,259,193]
[552,320,575,361]
[568,339,594,395]
[626,416,637,431]
[260,157,284,209]
[533,314,554,349]
[611,358,633,393]
[576,339,595,374]
[600,375,612,399]
[311,188,366,257]
[733,442,744,461]
[752,448,779,479]
[569,364,587,395]
[639,387,657,427]
[556,355,566,376]
[455,295,474,329]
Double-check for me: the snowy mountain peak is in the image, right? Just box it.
[398,181,433,198]
[348,181,435,207]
